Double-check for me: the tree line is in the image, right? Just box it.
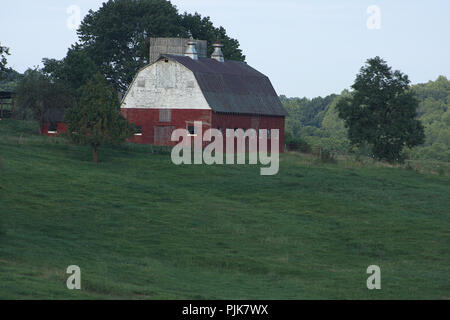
[283,69,449,162]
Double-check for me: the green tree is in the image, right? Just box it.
[42,44,98,93]
[76,0,244,93]
[0,43,10,79]
[65,73,135,163]
[16,69,75,132]
[77,0,184,93]
[180,12,245,62]
[337,57,425,162]
[409,75,450,161]
[0,68,22,92]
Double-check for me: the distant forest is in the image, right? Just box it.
[1,69,449,162]
[281,75,450,162]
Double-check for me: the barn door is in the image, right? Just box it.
[154,126,175,145]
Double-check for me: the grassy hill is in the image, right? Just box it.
[0,120,449,299]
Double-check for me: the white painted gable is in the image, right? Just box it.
[121,59,210,110]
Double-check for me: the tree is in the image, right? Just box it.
[336,57,425,162]
[0,43,10,79]
[76,0,244,93]
[409,75,450,161]
[16,69,75,132]
[0,68,23,92]
[42,44,98,93]
[65,73,135,163]
[77,0,184,93]
[180,12,245,62]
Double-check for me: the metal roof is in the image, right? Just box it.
[160,55,288,117]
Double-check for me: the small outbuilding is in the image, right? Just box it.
[41,108,66,136]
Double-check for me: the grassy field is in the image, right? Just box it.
[0,120,449,299]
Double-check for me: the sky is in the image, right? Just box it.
[1,0,449,98]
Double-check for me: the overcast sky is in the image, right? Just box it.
[1,0,449,98]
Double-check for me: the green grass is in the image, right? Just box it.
[0,120,449,299]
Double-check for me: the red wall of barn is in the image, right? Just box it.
[121,108,212,145]
[121,108,285,152]
[41,122,67,137]
[39,110,286,153]
[212,113,285,153]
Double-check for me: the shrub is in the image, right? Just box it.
[285,132,312,153]
[320,149,337,164]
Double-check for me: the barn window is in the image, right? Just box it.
[134,125,143,136]
[159,109,172,122]
[187,125,197,136]
[137,79,146,88]
[48,122,58,133]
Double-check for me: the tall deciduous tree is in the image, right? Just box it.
[77,0,184,93]
[65,73,135,163]
[180,12,245,62]
[42,44,98,93]
[337,57,425,162]
[76,0,244,93]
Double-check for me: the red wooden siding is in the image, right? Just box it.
[39,109,285,153]
[121,108,212,145]
[212,113,285,153]
[41,122,67,137]
[121,108,285,153]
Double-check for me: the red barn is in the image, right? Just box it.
[120,39,287,152]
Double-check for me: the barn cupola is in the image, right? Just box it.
[184,39,198,60]
[211,41,224,62]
